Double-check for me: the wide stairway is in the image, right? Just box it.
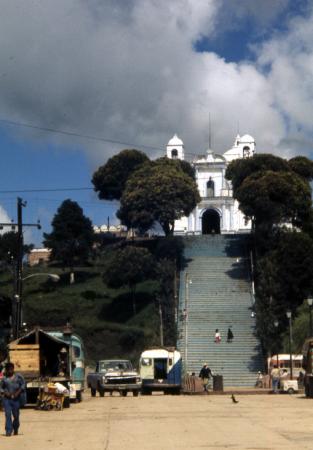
[177,234,263,387]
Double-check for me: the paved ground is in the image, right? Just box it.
[0,392,312,449]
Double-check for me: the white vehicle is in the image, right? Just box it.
[280,379,299,394]
[139,348,181,395]
[268,354,303,378]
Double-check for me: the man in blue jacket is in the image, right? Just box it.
[0,362,25,436]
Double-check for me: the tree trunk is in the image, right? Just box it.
[131,285,137,315]
[162,221,172,236]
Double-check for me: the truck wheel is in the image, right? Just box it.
[121,391,127,397]
[91,388,96,397]
[287,388,295,395]
[133,391,139,397]
[142,389,152,396]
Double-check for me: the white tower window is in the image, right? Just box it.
[166,134,185,160]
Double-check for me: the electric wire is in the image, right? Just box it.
[0,117,202,157]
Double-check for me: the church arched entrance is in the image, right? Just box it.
[202,209,220,234]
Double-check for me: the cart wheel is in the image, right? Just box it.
[121,391,127,397]
[287,388,295,394]
[133,391,139,397]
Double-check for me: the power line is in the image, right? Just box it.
[0,187,93,194]
[0,118,165,153]
[0,117,201,157]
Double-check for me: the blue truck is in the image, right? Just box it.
[8,327,85,404]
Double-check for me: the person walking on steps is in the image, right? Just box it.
[227,327,234,343]
[214,329,221,343]
[0,362,25,437]
[199,363,212,393]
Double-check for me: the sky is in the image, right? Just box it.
[1,0,313,245]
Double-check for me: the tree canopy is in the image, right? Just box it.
[288,156,313,181]
[117,158,200,235]
[103,245,156,314]
[226,152,313,355]
[0,231,33,264]
[226,153,291,193]
[43,199,94,269]
[236,170,312,229]
[226,153,313,231]
[255,230,313,352]
[92,149,149,201]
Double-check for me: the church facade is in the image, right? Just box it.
[166,134,256,235]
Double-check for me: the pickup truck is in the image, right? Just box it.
[87,360,141,397]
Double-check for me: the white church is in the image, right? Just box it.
[166,133,256,235]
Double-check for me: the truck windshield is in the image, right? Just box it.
[99,361,133,372]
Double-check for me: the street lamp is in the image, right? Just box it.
[22,273,60,282]
[274,320,279,368]
[13,272,60,339]
[307,298,313,337]
[184,273,192,375]
[286,310,293,380]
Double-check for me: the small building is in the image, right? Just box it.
[166,133,255,234]
[93,224,127,237]
[28,248,51,266]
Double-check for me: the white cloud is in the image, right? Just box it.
[256,10,313,155]
[0,205,12,235]
[0,0,311,165]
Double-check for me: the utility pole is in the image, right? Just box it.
[158,298,164,347]
[0,197,41,339]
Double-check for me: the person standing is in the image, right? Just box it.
[214,329,221,343]
[199,363,212,393]
[271,365,280,393]
[227,327,234,343]
[0,362,25,436]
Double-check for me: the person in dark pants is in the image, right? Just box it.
[0,362,25,437]
[227,327,234,343]
[199,363,213,393]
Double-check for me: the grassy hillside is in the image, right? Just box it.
[0,262,161,365]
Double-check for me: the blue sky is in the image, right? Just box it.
[0,0,312,245]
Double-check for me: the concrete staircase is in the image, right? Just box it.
[177,234,263,387]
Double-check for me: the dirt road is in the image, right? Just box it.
[0,393,312,449]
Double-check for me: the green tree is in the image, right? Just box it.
[236,171,312,230]
[102,246,156,314]
[288,156,313,181]
[43,200,94,278]
[255,230,313,353]
[92,149,149,201]
[226,153,290,194]
[117,158,200,235]
[0,231,33,264]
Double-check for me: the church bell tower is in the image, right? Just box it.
[166,134,185,160]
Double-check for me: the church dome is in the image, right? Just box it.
[167,134,184,146]
[239,134,254,143]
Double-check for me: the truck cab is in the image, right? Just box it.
[47,331,85,402]
[87,359,141,397]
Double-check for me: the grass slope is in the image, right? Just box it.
[0,263,161,365]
